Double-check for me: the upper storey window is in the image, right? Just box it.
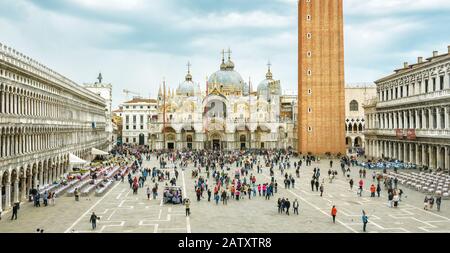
[349,100,358,111]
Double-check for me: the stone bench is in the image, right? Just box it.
[95,180,114,196]
[67,179,92,196]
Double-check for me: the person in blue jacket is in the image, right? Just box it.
[362,210,368,232]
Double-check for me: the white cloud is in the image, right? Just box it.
[345,0,450,15]
[1,0,449,109]
[68,0,147,11]
[344,17,424,53]
[177,10,294,30]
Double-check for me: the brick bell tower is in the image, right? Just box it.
[297,0,346,155]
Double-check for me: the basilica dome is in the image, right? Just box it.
[257,64,281,97]
[177,80,197,96]
[257,79,270,96]
[209,53,246,93]
[177,64,198,96]
[208,69,245,92]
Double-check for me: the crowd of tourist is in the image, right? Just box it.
[4,143,446,233]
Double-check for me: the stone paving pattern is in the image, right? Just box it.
[1,156,449,233]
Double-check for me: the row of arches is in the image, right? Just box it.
[366,140,449,170]
[1,156,69,211]
[366,106,449,130]
[0,82,105,121]
[345,122,364,133]
[0,147,99,211]
[148,125,288,150]
[346,136,363,148]
[155,122,279,135]
[0,125,107,158]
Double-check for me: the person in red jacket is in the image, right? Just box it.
[370,184,376,197]
[358,179,364,197]
[331,205,337,223]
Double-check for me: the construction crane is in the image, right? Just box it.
[123,89,140,100]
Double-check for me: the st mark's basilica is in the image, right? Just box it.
[148,50,297,151]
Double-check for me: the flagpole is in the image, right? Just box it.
[163,78,166,150]
[205,75,209,150]
[248,77,251,150]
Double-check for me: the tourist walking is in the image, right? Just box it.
[74,188,80,201]
[11,202,19,220]
[214,193,220,205]
[436,196,442,211]
[221,190,227,205]
[362,210,368,232]
[285,198,291,215]
[35,192,41,207]
[388,190,394,208]
[376,183,381,197]
[185,199,191,216]
[393,193,400,207]
[331,205,337,223]
[43,191,48,206]
[424,196,429,210]
[89,212,100,230]
[319,184,324,197]
[277,198,282,214]
[146,187,151,200]
[293,199,299,215]
[358,179,363,197]
[152,185,158,199]
[429,196,435,210]
[370,184,375,197]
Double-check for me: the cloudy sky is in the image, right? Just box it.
[1,0,449,108]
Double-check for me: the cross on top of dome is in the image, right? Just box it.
[226,48,232,60]
[185,61,192,81]
[220,49,227,70]
[266,60,273,80]
[225,47,235,70]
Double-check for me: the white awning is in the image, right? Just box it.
[69,153,87,165]
[92,148,108,155]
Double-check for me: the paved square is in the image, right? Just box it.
[1,156,449,233]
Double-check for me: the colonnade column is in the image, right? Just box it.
[437,108,442,129]
[27,174,32,197]
[13,180,19,203]
[422,144,427,167]
[377,141,381,158]
[0,178,3,212]
[39,170,43,189]
[5,181,11,209]
[422,109,427,129]
[20,176,26,200]
[31,172,37,189]
[428,108,433,129]
[436,146,442,170]
[404,143,408,162]
[445,107,449,129]
[415,143,420,165]
[445,146,450,173]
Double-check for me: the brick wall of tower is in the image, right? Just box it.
[297,0,346,155]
